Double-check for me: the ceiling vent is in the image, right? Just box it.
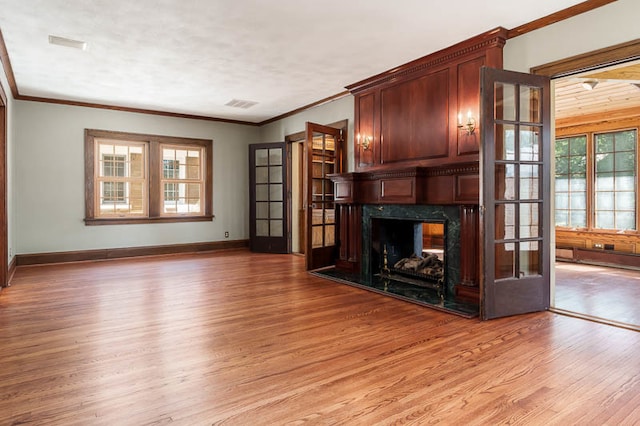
[225,99,258,109]
[48,35,87,50]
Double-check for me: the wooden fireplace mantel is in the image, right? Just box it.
[329,162,479,206]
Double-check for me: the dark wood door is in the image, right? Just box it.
[305,122,343,270]
[249,143,288,253]
[480,67,551,319]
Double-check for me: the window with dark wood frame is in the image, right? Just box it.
[85,129,213,225]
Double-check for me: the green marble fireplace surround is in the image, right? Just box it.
[314,203,478,317]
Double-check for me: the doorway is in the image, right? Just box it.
[537,45,640,328]
[285,120,348,264]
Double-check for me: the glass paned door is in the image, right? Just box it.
[249,143,288,253]
[305,122,342,270]
[481,67,551,319]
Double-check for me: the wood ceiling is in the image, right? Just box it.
[555,61,640,125]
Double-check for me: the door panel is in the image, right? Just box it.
[249,143,288,253]
[480,67,551,319]
[305,122,342,270]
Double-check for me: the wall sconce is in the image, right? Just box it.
[357,133,372,150]
[582,80,598,90]
[458,110,476,135]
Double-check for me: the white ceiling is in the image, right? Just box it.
[0,0,588,123]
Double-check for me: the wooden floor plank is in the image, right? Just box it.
[1,249,639,425]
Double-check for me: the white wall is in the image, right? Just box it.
[14,101,259,254]
[504,0,640,73]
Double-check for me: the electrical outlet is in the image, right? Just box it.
[224,231,229,238]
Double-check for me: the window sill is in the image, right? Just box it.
[84,215,214,226]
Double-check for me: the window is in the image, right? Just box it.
[555,135,587,228]
[594,130,636,230]
[555,129,637,232]
[85,129,213,225]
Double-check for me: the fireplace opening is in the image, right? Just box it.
[371,218,446,297]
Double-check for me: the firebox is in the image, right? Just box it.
[361,204,461,299]
[371,218,446,297]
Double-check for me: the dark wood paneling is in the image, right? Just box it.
[380,178,416,203]
[455,174,479,202]
[380,70,449,164]
[356,93,376,168]
[423,176,453,205]
[456,56,484,156]
[349,28,507,172]
[15,240,249,266]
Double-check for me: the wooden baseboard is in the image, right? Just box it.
[15,240,249,266]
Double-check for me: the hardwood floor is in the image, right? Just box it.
[1,249,639,425]
[555,261,640,327]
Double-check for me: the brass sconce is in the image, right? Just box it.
[357,133,372,150]
[458,111,476,135]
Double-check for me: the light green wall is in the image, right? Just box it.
[7,0,640,257]
[14,101,259,254]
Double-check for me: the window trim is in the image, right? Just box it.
[85,129,213,225]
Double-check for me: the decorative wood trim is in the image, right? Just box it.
[7,255,16,286]
[550,307,640,333]
[17,94,259,126]
[346,28,508,94]
[0,29,18,98]
[507,0,617,39]
[15,240,249,266]
[84,215,215,226]
[531,38,640,77]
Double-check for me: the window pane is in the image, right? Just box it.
[269,148,282,165]
[256,184,268,201]
[596,153,613,173]
[615,152,634,171]
[256,220,269,237]
[555,192,569,209]
[496,124,515,160]
[255,149,268,166]
[270,220,283,237]
[520,241,540,276]
[256,202,268,219]
[595,212,614,229]
[324,225,335,246]
[555,210,569,227]
[616,192,635,210]
[495,164,515,201]
[595,192,613,210]
[570,192,586,209]
[519,164,538,200]
[570,211,587,228]
[269,202,283,219]
[495,83,516,121]
[520,203,540,238]
[495,203,515,241]
[520,86,541,123]
[269,184,283,202]
[595,174,614,191]
[616,211,636,230]
[555,138,569,156]
[269,166,283,183]
[255,167,268,184]
[596,133,614,153]
[495,242,515,279]
[519,126,540,161]
[555,177,568,192]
